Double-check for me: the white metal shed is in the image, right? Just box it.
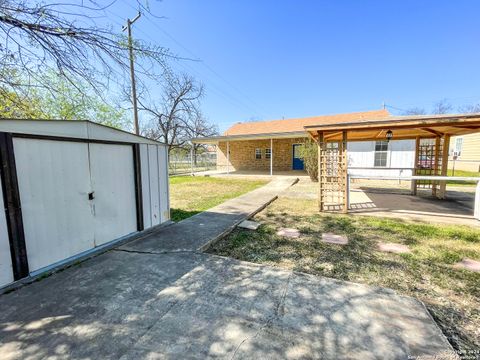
[0,120,170,289]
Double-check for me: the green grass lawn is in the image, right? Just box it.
[447,169,480,186]
[169,176,269,222]
[208,196,480,354]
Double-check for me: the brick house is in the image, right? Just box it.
[193,109,422,175]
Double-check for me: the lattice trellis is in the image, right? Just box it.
[414,137,444,194]
[319,135,347,212]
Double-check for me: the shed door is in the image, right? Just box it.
[0,175,14,286]
[14,138,94,272]
[89,143,137,246]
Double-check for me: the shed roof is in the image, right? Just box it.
[0,119,164,145]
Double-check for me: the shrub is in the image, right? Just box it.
[300,139,318,182]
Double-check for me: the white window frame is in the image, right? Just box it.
[454,137,463,157]
[255,148,262,160]
[374,141,389,167]
[265,148,271,159]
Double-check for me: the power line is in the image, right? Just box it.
[116,0,268,118]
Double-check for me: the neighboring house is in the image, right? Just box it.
[194,109,416,176]
[449,133,480,172]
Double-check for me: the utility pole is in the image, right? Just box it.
[123,12,141,135]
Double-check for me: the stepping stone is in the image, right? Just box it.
[238,220,261,230]
[377,242,411,254]
[454,258,480,273]
[277,228,301,238]
[322,233,348,245]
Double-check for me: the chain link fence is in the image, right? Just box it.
[169,151,217,175]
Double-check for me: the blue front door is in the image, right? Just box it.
[292,144,304,170]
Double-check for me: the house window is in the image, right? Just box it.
[255,148,262,159]
[454,137,463,156]
[374,141,388,167]
[265,148,271,159]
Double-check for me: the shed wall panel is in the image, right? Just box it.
[0,175,14,287]
[158,146,170,222]
[89,143,137,246]
[139,144,152,229]
[14,138,94,272]
[148,145,161,226]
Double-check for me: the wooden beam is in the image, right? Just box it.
[305,118,480,133]
[421,128,444,137]
[374,129,384,138]
[438,134,450,199]
[324,131,343,140]
[452,125,480,129]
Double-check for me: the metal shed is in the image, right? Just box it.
[0,120,170,289]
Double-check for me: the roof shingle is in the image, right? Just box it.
[224,109,391,136]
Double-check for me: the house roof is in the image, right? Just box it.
[223,109,390,136]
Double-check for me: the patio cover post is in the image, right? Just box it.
[438,134,450,199]
[226,141,230,175]
[270,138,273,176]
[190,145,194,176]
[317,131,324,212]
[342,130,348,214]
[411,136,420,195]
[432,136,441,197]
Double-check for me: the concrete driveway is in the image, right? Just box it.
[0,249,454,359]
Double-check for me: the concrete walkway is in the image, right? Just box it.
[0,178,455,359]
[120,177,298,252]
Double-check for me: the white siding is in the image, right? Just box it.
[158,146,170,222]
[0,176,13,287]
[14,139,94,272]
[89,143,137,246]
[140,144,152,229]
[148,145,161,227]
[139,144,169,229]
[347,140,415,177]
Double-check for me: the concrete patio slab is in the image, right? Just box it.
[119,177,297,253]
[378,242,411,254]
[0,250,455,359]
[277,228,301,238]
[322,233,349,245]
[454,258,480,272]
[238,220,261,230]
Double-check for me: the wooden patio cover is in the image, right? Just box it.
[303,113,480,213]
[304,113,480,141]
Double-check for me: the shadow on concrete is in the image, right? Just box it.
[0,249,454,359]
[348,188,477,226]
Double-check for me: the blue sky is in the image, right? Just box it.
[105,1,480,132]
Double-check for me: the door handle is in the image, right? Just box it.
[88,191,95,200]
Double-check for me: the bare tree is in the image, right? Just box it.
[402,107,426,115]
[432,99,453,114]
[0,1,171,105]
[458,103,480,114]
[140,74,206,154]
[184,110,218,163]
